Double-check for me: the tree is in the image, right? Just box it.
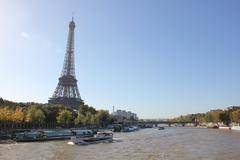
[75,112,86,125]
[210,110,222,123]
[75,109,111,127]
[79,104,97,116]
[85,111,95,125]
[195,113,206,123]
[0,107,13,121]
[0,97,4,106]
[219,111,230,125]
[75,111,96,125]
[42,104,68,123]
[205,112,213,122]
[174,115,193,122]
[231,109,240,123]
[26,106,45,123]
[12,106,25,122]
[57,109,73,124]
[95,110,110,127]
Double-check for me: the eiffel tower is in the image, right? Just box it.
[48,18,84,109]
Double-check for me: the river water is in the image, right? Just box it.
[1,127,240,160]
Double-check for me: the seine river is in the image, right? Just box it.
[1,127,240,160]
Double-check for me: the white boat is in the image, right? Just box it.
[218,126,230,130]
[231,125,240,131]
[70,131,113,145]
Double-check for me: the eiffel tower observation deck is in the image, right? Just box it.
[48,18,84,109]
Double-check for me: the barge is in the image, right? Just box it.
[14,129,93,142]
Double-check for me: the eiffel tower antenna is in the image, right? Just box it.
[49,18,84,109]
[72,12,74,21]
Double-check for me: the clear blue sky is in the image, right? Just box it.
[0,0,240,118]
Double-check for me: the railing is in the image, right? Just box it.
[0,121,103,131]
[0,120,199,130]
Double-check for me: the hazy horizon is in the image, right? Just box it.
[1,0,240,119]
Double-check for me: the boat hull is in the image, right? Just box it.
[219,126,230,130]
[231,126,240,131]
[14,129,93,142]
[71,136,113,145]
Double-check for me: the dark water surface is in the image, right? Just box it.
[1,128,240,160]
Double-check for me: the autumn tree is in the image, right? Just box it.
[12,106,25,122]
[0,107,13,121]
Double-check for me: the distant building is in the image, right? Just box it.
[227,106,240,110]
[209,109,223,112]
[111,109,138,121]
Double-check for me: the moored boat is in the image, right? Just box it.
[231,125,240,131]
[218,126,230,130]
[15,131,43,142]
[14,129,94,142]
[70,131,113,145]
[71,129,94,137]
[42,130,73,140]
[158,126,164,130]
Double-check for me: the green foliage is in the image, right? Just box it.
[79,104,97,116]
[0,97,4,106]
[95,110,110,127]
[231,110,240,123]
[75,112,86,125]
[26,106,46,123]
[219,111,230,125]
[75,105,111,127]
[195,113,206,123]
[204,112,213,122]
[42,104,70,123]
[56,109,73,124]
[174,114,193,122]
[173,108,240,125]
[0,98,114,126]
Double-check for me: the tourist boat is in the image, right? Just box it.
[70,131,113,145]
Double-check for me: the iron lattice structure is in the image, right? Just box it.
[48,18,83,109]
